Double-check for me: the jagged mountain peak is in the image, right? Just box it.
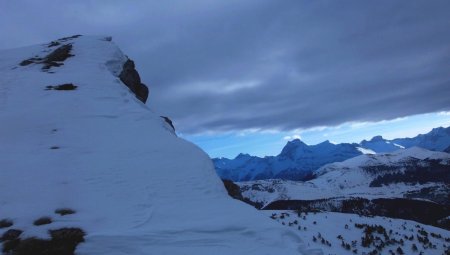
[429,126,449,136]
[214,125,450,182]
[317,140,333,146]
[370,135,385,142]
[235,152,252,159]
[287,138,308,146]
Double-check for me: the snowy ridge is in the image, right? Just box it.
[214,140,362,181]
[0,36,312,254]
[316,146,450,176]
[238,147,450,206]
[360,136,404,153]
[214,127,450,181]
[393,126,450,151]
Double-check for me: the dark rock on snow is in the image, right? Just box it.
[0,219,13,229]
[222,179,245,201]
[45,83,78,91]
[119,59,149,103]
[1,229,23,242]
[42,44,74,70]
[57,35,82,42]
[47,41,61,48]
[160,116,175,131]
[33,217,52,226]
[19,58,40,66]
[222,179,264,209]
[54,208,76,216]
[3,228,85,255]
[19,43,74,70]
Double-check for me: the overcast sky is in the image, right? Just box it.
[1,1,449,156]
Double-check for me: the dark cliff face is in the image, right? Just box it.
[119,59,149,103]
[221,180,263,209]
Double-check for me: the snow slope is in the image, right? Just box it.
[263,210,450,255]
[238,147,450,206]
[0,36,312,254]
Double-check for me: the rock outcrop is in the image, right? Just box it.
[119,59,149,103]
[160,116,175,131]
[19,43,74,70]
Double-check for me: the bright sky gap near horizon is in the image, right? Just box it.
[1,1,449,158]
[184,112,450,158]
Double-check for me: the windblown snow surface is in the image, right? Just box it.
[0,36,314,254]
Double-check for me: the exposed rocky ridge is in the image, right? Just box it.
[1,227,85,255]
[222,179,263,209]
[19,43,74,70]
[118,59,149,103]
[160,116,175,131]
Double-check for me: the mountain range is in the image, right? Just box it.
[237,147,450,228]
[214,126,450,181]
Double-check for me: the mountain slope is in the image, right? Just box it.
[359,135,404,153]
[237,147,450,228]
[0,36,309,254]
[214,140,363,181]
[238,147,450,206]
[214,127,450,181]
[393,126,450,151]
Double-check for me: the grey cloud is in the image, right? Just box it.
[1,0,449,133]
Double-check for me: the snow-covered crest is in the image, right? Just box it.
[0,36,312,254]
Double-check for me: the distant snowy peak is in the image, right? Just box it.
[360,135,404,153]
[362,126,450,153]
[214,138,362,181]
[393,126,450,151]
[214,126,450,182]
[278,139,309,159]
[237,147,450,210]
[315,146,450,177]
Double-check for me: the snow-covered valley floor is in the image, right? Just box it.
[262,210,450,255]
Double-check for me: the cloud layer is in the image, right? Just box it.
[2,0,449,133]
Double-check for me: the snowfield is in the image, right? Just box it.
[239,179,441,207]
[0,36,315,254]
[238,148,450,207]
[261,210,450,255]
